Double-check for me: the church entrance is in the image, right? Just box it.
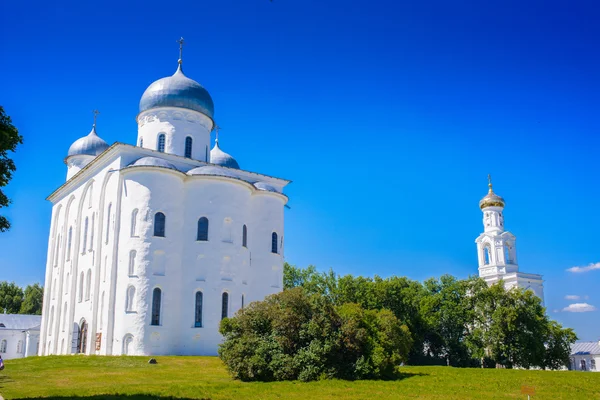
[78,320,88,354]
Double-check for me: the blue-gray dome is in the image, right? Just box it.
[187,165,238,178]
[139,65,214,119]
[130,157,177,170]
[210,140,239,169]
[254,182,278,192]
[67,126,109,157]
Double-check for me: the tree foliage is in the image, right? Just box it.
[283,263,577,371]
[20,283,44,315]
[0,106,23,232]
[218,288,412,381]
[0,281,43,314]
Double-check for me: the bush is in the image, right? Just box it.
[218,288,412,381]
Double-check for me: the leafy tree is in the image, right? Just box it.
[0,106,23,232]
[0,281,24,313]
[20,283,44,315]
[543,320,577,370]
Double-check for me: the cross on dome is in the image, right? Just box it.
[92,109,100,128]
[177,37,185,65]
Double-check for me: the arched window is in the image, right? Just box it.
[154,212,166,237]
[157,134,166,152]
[131,209,138,237]
[85,269,92,301]
[17,340,23,354]
[271,232,278,254]
[221,292,229,320]
[123,334,134,355]
[67,227,72,261]
[194,291,203,327]
[79,320,88,354]
[78,272,84,302]
[581,359,587,371]
[241,294,245,309]
[82,216,89,253]
[504,244,512,264]
[90,214,95,250]
[185,137,193,158]
[0,340,7,353]
[126,286,136,312]
[128,250,136,276]
[151,288,161,325]
[197,217,209,241]
[483,245,491,265]
[105,203,112,243]
[139,137,143,147]
[242,225,247,248]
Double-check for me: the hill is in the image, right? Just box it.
[0,356,598,400]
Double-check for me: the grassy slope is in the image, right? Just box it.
[0,356,599,400]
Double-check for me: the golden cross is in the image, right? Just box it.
[487,174,493,191]
[93,110,100,127]
[177,37,185,64]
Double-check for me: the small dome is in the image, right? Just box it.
[479,178,505,209]
[210,140,240,169]
[254,182,278,192]
[187,165,238,178]
[139,65,214,119]
[67,126,109,157]
[130,157,177,170]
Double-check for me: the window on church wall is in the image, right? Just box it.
[78,272,84,302]
[126,286,136,312]
[242,225,247,248]
[105,203,112,244]
[54,234,61,266]
[67,227,72,261]
[123,334,133,355]
[139,138,143,147]
[90,214,95,251]
[197,217,209,241]
[131,209,138,237]
[157,134,166,152]
[222,218,232,243]
[85,270,91,301]
[483,245,491,265]
[17,340,23,354]
[581,359,587,371]
[0,339,7,353]
[82,217,89,254]
[591,359,596,371]
[62,302,68,332]
[194,291,203,327]
[151,288,161,326]
[271,232,278,254]
[185,137,193,158]
[154,212,166,237]
[128,250,136,276]
[241,294,245,309]
[504,244,512,264]
[221,292,229,320]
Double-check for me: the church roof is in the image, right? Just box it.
[129,156,178,170]
[479,176,505,209]
[0,314,42,331]
[571,341,600,355]
[187,165,239,178]
[210,140,239,169]
[67,126,109,157]
[139,64,214,119]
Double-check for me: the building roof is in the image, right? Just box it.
[67,126,110,157]
[571,341,600,355]
[0,314,42,331]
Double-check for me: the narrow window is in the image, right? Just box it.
[504,244,512,264]
[67,227,72,261]
[139,137,143,147]
[185,137,193,158]
[221,292,229,320]
[241,294,245,309]
[17,340,23,354]
[131,209,138,237]
[242,225,247,248]
[197,217,209,241]
[581,359,587,371]
[85,269,92,301]
[154,212,166,237]
[123,334,134,355]
[82,217,89,253]
[126,286,136,312]
[105,203,112,243]
[591,359,597,371]
[194,291,203,327]
[157,134,165,152]
[128,250,136,276]
[484,245,491,265]
[151,288,161,325]
[90,214,95,250]
[271,232,278,254]
[78,272,84,302]
[0,340,7,353]
[62,302,68,332]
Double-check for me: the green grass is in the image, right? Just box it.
[0,356,598,400]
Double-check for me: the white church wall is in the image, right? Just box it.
[0,330,27,360]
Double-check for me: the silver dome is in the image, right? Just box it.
[187,165,238,178]
[139,65,214,118]
[67,126,109,157]
[210,140,240,169]
[254,182,278,192]
[130,157,177,170]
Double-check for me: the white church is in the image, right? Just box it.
[38,42,290,356]
[475,177,544,302]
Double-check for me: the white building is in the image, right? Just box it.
[38,44,290,356]
[475,176,544,302]
[570,341,600,372]
[0,313,41,360]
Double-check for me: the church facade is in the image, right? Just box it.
[475,177,544,302]
[38,48,289,356]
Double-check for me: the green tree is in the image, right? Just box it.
[20,283,44,315]
[543,320,577,370]
[0,281,24,313]
[0,106,24,232]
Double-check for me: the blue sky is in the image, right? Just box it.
[1,0,598,340]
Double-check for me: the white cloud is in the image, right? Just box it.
[567,262,600,273]
[565,295,581,301]
[562,303,597,313]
